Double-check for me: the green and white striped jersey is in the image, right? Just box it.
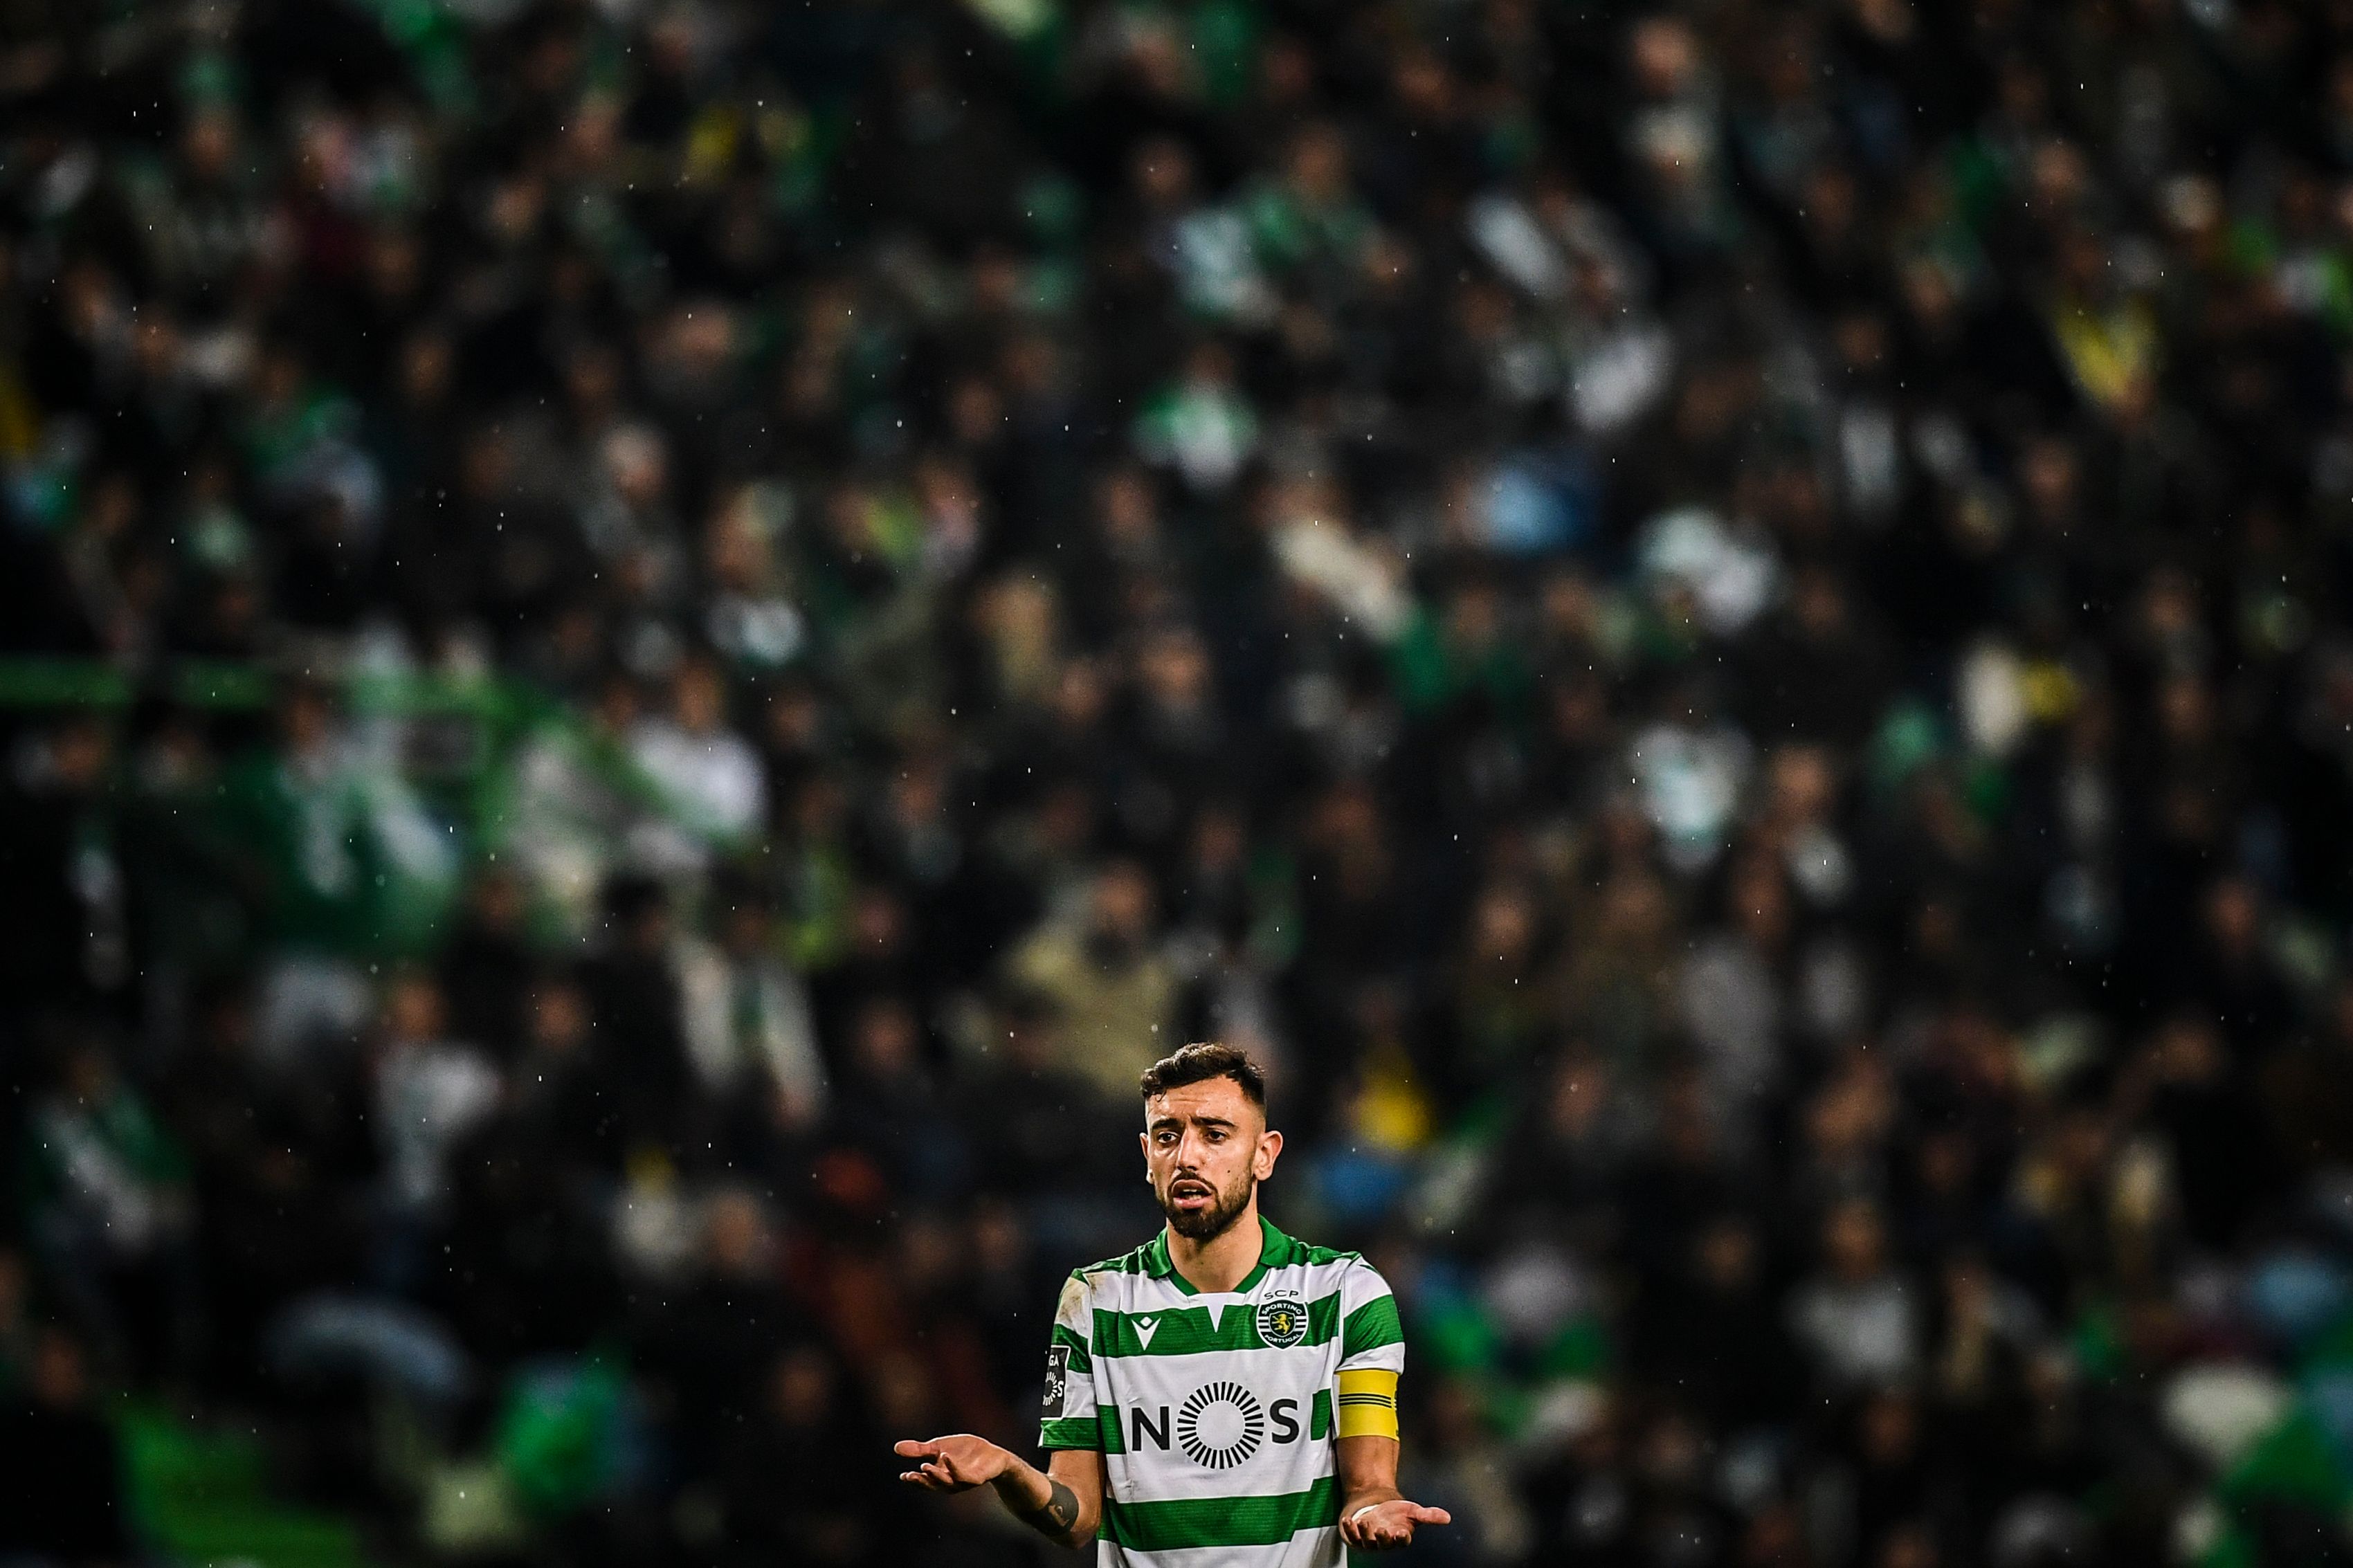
[1038,1216,1407,1567]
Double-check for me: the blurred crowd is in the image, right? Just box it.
[10,0,2353,1565]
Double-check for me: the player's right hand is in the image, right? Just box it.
[895,1434,1011,1492]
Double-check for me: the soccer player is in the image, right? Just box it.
[895,1041,1450,1561]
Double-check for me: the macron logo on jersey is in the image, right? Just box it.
[1134,1315,1161,1350]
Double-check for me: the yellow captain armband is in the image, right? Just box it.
[1335,1368,1400,1440]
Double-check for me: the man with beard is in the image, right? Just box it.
[893,1042,1449,1562]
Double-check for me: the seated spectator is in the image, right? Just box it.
[1007,860,1180,1102]
[674,880,827,1143]
[24,1035,194,1384]
[1789,1198,1920,1392]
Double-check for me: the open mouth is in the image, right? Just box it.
[1170,1180,1213,1207]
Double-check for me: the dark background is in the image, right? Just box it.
[6,0,2353,1565]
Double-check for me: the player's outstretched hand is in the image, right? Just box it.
[1340,1498,1453,1550]
[895,1434,1012,1493]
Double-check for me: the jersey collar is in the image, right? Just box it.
[1147,1215,1296,1296]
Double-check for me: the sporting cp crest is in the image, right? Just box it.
[1256,1291,1308,1348]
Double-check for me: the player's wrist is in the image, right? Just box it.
[983,1451,1038,1499]
[997,1461,1080,1539]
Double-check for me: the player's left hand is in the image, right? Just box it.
[1340,1497,1452,1549]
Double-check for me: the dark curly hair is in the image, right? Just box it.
[1138,1041,1266,1108]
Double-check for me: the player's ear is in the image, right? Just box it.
[1254,1127,1282,1179]
[1139,1129,1152,1177]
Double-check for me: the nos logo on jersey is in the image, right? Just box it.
[1132,1383,1307,1467]
[1257,1291,1308,1348]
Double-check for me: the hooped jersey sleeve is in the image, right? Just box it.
[1335,1259,1405,1440]
[1335,1259,1406,1374]
[1037,1270,1102,1450]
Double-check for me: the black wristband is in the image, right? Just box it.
[1019,1477,1082,1536]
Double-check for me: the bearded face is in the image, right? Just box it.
[1158,1160,1255,1240]
[1141,1075,1281,1245]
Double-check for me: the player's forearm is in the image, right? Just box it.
[989,1454,1092,1547]
[1336,1430,1406,1526]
